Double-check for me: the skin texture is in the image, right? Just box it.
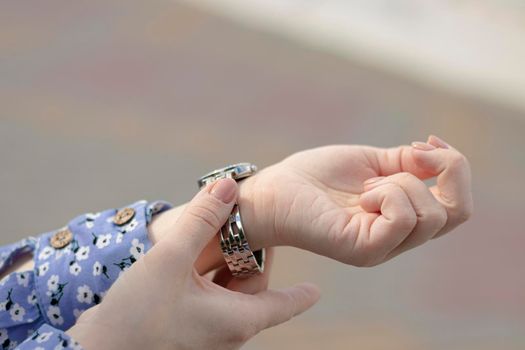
[6,135,470,275]
[252,134,473,266]
[6,136,473,348]
[67,179,320,350]
[2,135,472,273]
[151,135,473,271]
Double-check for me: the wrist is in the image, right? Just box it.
[193,168,279,275]
[237,167,278,250]
[148,166,279,275]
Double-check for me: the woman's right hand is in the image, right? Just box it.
[67,178,320,350]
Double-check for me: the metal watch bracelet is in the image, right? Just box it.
[219,204,265,278]
[197,163,265,278]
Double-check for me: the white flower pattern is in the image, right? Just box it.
[36,331,53,343]
[95,234,112,249]
[86,212,101,220]
[69,262,82,276]
[38,246,54,261]
[76,285,94,304]
[92,261,102,276]
[54,248,69,260]
[47,275,60,292]
[0,200,169,347]
[75,246,90,261]
[115,232,124,244]
[0,328,8,343]
[122,219,139,233]
[38,262,50,276]
[46,306,64,326]
[16,272,29,287]
[130,239,145,260]
[27,290,38,305]
[10,303,25,322]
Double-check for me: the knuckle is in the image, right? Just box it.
[456,201,474,223]
[449,152,469,169]
[426,206,448,227]
[395,208,417,230]
[397,172,417,183]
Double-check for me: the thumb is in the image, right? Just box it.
[247,283,321,331]
[165,178,238,264]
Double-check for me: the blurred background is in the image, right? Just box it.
[1,0,524,349]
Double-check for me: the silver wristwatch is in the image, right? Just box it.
[198,163,265,278]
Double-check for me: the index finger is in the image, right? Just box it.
[412,136,473,235]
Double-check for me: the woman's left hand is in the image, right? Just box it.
[150,135,472,272]
[67,178,320,350]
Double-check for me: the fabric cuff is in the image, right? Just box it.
[16,323,82,349]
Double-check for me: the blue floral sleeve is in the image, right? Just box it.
[0,200,172,349]
[16,324,82,350]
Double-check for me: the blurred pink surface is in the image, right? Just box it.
[0,1,523,349]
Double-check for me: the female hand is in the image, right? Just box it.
[244,135,473,267]
[67,178,320,350]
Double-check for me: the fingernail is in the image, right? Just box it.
[428,135,449,149]
[411,141,436,151]
[363,176,385,186]
[209,178,237,203]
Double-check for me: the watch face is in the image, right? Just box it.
[197,163,257,188]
